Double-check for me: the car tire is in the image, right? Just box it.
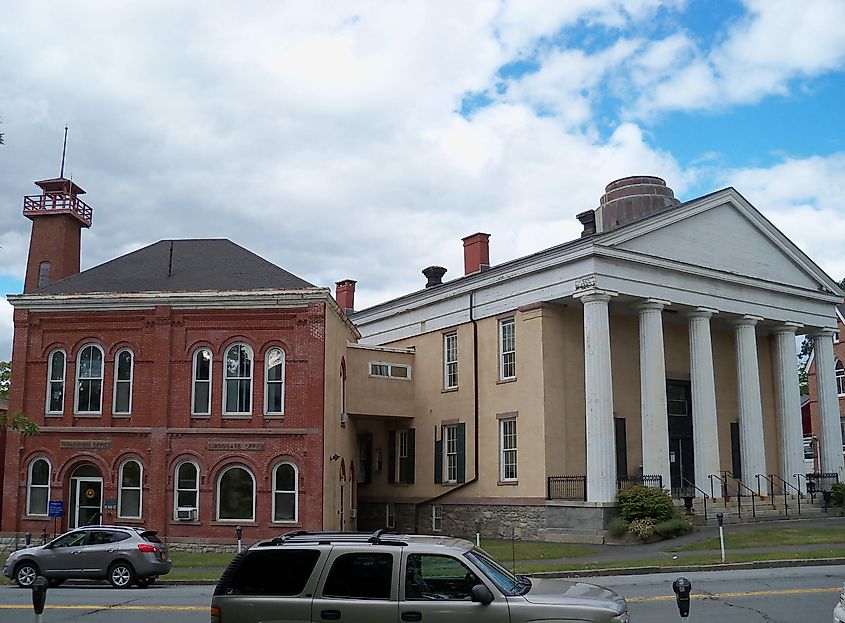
[14,562,39,588]
[108,561,136,588]
[48,578,65,588]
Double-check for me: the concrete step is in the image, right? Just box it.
[540,528,605,545]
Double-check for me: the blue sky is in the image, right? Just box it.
[2,0,845,359]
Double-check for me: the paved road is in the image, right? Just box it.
[1,565,842,622]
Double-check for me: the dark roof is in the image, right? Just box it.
[36,239,315,294]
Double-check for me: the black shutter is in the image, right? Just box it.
[364,433,373,485]
[407,428,416,484]
[456,423,466,483]
[388,430,396,484]
[614,418,627,480]
[434,437,443,484]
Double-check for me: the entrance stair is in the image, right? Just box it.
[675,493,834,526]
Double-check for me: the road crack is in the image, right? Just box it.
[698,589,784,622]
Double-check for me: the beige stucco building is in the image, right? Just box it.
[344,176,845,541]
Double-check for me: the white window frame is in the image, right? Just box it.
[191,349,212,416]
[174,460,200,519]
[836,359,845,396]
[444,332,458,389]
[117,459,143,519]
[27,458,51,517]
[223,344,254,415]
[264,347,286,416]
[75,343,104,414]
[271,462,298,523]
[216,465,256,522]
[112,348,134,415]
[499,318,516,381]
[499,418,518,482]
[45,349,66,414]
[432,505,443,532]
[369,361,412,380]
[444,424,458,483]
[386,502,395,528]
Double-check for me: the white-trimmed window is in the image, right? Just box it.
[118,459,142,519]
[386,503,395,528]
[75,344,104,413]
[217,465,255,521]
[499,318,516,380]
[500,418,517,481]
[46,349,66,413]
[432,505,443,532]
[113,349,134,415]
[224,344,253,415]
[836,359,845,396]
[27,458,51,516]
[444,332,458,389]
[444,425,458,483]
[192,349,212,415]
[369,362,411,379]
[264,348,285,415]
[175,461,200,518]
[272,462,298,522]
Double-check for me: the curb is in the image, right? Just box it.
[534,557,845,578]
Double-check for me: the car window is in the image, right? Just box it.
[405,553,480,601]
[51,531,87,548]
[86,530,124,545]
[220,549,321,596]
[464,549,520,596]
[322,552,394,600]
[109,531,131,543]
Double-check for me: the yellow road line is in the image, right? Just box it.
[628,586,841,602]
[0,604,207,611]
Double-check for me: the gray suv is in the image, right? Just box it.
[3,525,171,588]
[211,530,629,623]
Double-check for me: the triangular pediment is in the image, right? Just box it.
[602,190,839,293]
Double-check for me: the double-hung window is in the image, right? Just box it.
[264,348,285,415]
[273,462,297,522]
[444,332,458,389]
[76,344,104,413]
[27,458,50,516]
[113,349,133,415]
[192,349,212,415]
[444,425,458,483]
[217,466,255,521]
[224,344,253,415]
[46,349,66,413]
[175,461,199,518]
[500,418,517,481]
[499,318,516,380]
[118,460,142,519]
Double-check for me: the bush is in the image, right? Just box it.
[628,517,655,541]
[653,516,693,539]
[831,482,845,507]
[617,485,675,523]
[607,517,629,537]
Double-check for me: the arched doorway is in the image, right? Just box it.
[68,465,103,528]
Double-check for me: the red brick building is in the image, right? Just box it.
[2,177,361,542]
[806,305,845,467]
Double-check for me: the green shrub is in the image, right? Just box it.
[652,516,693,539]
[617,485,675,523]
[628,517,655,541]
[831,482,845,507]
[607,517,629,537]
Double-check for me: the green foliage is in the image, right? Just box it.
[607,517,629,538]
[617,485,676,523]
[628,517,655,541]
[0,360,10,400]
[0,411,39,435]
[653,516,693,539]
[830,482,845,507]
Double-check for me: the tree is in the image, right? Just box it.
[0,360,9,400]
[0,361,39,435]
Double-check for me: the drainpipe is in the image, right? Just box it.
[413,291,480,532]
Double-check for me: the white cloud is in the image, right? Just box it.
[0,297,12,362]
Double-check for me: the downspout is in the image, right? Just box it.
[413,291,480,531]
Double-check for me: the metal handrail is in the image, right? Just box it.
[771,474,802,515]
[680,476,710,520]
[755,474,776,508]
[726,472,757,519]
[708,473,729,507]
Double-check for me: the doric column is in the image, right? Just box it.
[734,316,767,483]
[812,329,845,479]
[575,288,617,502]
[772,324,805,491]
[688,308,720,496]
[638,299,671,490]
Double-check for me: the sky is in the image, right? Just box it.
[2,0,845,360]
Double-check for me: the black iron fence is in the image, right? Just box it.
[547,476,587,500]
[618,475,663,492]
[806,472,839,495]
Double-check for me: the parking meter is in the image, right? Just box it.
[25,532,32,546]
[32,575,48,619]
[716,512,726,562]
[474,519,481,547]
[236,525,243,553]
[672,577,692,618]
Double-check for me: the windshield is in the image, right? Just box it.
[464,548,526,596]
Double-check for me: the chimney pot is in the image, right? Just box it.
[576,210,596,237]
[422,266,447,288]
[461,232,490,275]
[335,279,357,314]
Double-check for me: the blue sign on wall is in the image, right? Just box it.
[48,500,64,518]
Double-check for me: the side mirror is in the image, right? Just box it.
[672,577,692,618]
[471,584,494,605]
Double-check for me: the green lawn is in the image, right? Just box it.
[671,528,845,552]
[478,539,596,561]
[170,551,238,568]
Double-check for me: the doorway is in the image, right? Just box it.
[68,465,103,529]
[667,380,694,492]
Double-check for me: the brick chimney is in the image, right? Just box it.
[23,177,93,292]
[335,279,356,314]
[462,232,490,275]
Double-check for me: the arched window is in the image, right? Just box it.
[264,348,285,415]
[118,459,142,519]
[192,349,212,415]
[836,360,845,396]
[27,458,51,516]
[175,461,200,519]
[46,349,66,413]
[224,344,253,414]
[216,466,255,521]
[272,462,298,522]
[76,344,104,413]
[113,349,134,414]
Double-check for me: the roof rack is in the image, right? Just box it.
[256,529,409,548]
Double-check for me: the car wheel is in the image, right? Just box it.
[14,562,39,587]
[48,578,65,588]
[108,562,135,588]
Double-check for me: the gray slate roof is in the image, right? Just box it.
[36,239,315,294]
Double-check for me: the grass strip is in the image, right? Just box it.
[671,528,845,552]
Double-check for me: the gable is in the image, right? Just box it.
[613,202,821,290]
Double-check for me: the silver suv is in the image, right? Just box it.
[211,530,629,623]
[3,525,171,588]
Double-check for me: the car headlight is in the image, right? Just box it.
[611,612,631,623]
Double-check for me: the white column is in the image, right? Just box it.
[812,329,845,479]
[576,288,617,502]
[734,316,767,483]
[638,300,671,490]
[688,308,720,496]
[772,325,806,492]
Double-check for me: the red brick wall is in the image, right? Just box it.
[2,302,329,541]
[805,324,845,461]
[23,215,83,292]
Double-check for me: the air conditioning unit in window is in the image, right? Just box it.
[350,508,357,519]
[176,507,197,521]
[340,412,349,424]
